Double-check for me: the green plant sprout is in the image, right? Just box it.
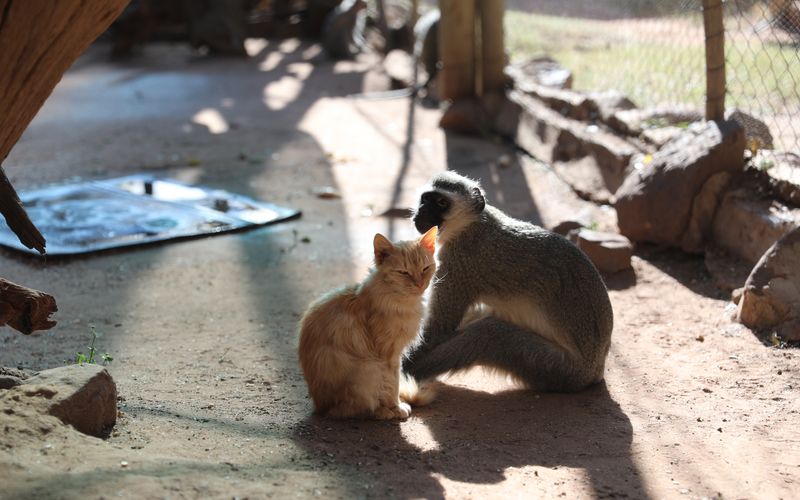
[74,327,113,366]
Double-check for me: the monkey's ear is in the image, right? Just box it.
[471,187,486,212]
[373,233,395,264]
[419,226,437,255]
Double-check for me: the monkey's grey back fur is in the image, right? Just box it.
[405,172,613,392]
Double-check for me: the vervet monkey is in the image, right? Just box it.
[404,171,613,392]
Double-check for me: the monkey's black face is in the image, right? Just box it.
[413,190,451,233]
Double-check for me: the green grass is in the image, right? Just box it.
[726,41,800,111]
[73,326,113,366]
[504,9,800,114]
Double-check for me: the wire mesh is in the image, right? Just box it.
[724,0,800,153]
[504,0,800,153]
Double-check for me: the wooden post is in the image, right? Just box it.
[479,0,506,95]
[0,0,129,253]
[702,0,726,121]
[438,0,476,100]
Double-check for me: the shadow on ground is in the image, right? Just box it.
[294,382,643,499]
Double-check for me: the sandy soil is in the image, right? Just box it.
[1,41,799,499]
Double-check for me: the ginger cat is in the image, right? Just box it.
[298,227,437,419]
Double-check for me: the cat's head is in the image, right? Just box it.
[372,227,437,295]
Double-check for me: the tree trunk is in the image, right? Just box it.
[0,0,130,253]
[438,0,476,100]
[479,0,505,95]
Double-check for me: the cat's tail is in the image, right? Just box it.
[399,372,438,407]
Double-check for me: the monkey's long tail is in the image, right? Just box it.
[399,372,438,407]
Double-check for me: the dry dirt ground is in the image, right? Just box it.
[1,41,799,500]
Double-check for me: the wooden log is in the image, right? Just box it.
[702,0,726,121]
[438,0,476,100]
[0,278,57,334]
[0,0,130,253]
[479,0,506,95]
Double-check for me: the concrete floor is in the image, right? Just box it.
[1,40,798,500]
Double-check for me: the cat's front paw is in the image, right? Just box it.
[395,401,411,418]
[374,402,412,420]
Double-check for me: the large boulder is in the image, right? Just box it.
[737,226,800,341]
[510,91,640,203]
[21,364,117,437]
[759,150,800,206]
[614,120,746,252]
[712,184,800,265]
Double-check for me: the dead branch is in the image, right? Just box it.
[0,278,57,334]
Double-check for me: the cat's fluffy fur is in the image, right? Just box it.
[298,228,437,419]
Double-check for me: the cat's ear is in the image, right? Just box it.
[419,226,437,255]
[373,233,395,264]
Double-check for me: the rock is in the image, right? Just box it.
[712,184,800,265]
[510,91,641,203]
[0,366,31,389]
[614,120,746,251]
[506,56,573,90]
[587,90,637,123]
[454,153,616,233]
[641,126,685,148]
[516,83,594,121]
[515,84,635,124]
[754,150,800,206]
[737,226,800,341]
[727,108,773,151]
[567,229,633,274]
[551,220,583,236]
[682,171,733,252]
[553,126,639,202]
[0,376,23,389]
[606,105,702,137]
[21,364,117,437]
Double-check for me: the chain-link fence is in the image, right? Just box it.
[725,0,800,153]
[504,0,800,154]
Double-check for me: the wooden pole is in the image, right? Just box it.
[479,0,506,95]
[438,0,476,100]
[0,0,129,253]
[702,0,726,121]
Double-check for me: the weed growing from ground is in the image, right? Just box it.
[74,326,113,366]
